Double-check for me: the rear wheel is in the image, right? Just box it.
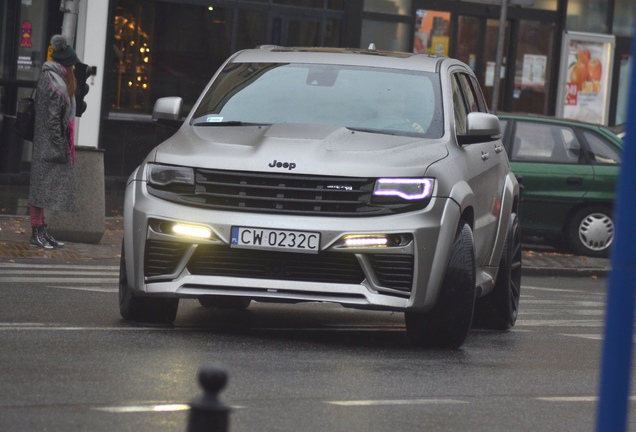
[405,221,476,349]
[566,206,614,258]
[119,242,179,324]
[198,296,251,310]
[473,213,522,329]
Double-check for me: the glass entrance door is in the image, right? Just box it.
[454,15,555,115]
[510,19,555,114]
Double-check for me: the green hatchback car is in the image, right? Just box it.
[498,114,622,258]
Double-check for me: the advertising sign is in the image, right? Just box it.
[556,32,615,125]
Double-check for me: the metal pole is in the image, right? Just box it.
[491,0,508,113]
[60,0,81,45]
[595,21,636,432]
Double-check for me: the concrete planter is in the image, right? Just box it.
[48,146,105,244]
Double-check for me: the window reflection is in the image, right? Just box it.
[361,20,410,52]
[414,10,451,55]
[364,0,411,15]
[566,0,608,33]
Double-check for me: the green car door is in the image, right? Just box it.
[508,120,594,238]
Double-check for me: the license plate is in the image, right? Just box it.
[230,226,320,254]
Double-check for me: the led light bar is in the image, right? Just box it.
[172,223,212,239]
[344,235,389,247]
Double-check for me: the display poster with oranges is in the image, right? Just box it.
[557,32,615,125]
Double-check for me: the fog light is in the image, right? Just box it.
[344,235,388,248]
[172,223,212,239]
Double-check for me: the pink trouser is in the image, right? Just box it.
[29,205,46,227]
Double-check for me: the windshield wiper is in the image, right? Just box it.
[192,120,268,126]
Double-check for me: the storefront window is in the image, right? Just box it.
[273,0,324,7]
[236,9,268,51]
[414,10,451,55]
[455,16,479,70]
[511,20,555,114]
[16,0,49,82]
[462,0,556,11]
[613,0,635,37]
[364,0,411,16]
[361,20,410,51]
[566,0,608,33]
[112,1,232,114]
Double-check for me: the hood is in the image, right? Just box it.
[152,123,449,178]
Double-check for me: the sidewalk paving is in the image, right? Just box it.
[0,215,611,276]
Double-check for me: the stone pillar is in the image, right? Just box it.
[48,146,105,244]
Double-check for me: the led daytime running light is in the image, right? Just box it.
[344,236,388,247]
[172,223,212,239]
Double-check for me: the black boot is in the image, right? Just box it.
[30,226,53,250]
[43,224,64,248]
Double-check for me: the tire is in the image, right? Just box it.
[119,242,179,324]
[405,221,476,349]
[566,206,614,258]
[473,213,522,330]
[198,296,251,310]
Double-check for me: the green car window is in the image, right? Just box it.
[583,131,621,165]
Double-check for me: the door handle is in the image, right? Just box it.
[566,177,583,186]
[495,145,504,154]
[481,152,490,161]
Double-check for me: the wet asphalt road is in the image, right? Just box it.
[0,262,633,432]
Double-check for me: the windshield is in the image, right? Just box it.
[192,62,444,138]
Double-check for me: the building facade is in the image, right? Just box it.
[0,0,633,177]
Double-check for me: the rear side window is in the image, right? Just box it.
[583,132,621,164]
[510,122,582,164]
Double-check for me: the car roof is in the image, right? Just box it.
[229,45,460,73]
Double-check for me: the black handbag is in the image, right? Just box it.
[12,87,36,142]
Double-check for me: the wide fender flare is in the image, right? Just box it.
[487,173,520,267]
[415,182,475,309]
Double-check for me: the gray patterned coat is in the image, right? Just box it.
[28,61,77,212]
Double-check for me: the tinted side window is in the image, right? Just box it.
[456,74,479,113]
[452,74,468,135]
[470,75,488,112]
[511,122,581,164]
[583,132,621,164]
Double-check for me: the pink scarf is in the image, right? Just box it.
[68,118,76,166]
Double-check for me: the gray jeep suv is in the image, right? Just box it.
[120,46,521,348]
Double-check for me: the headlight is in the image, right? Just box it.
[147,164,194,187]
[373,178,434,201]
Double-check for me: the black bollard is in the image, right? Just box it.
[187,363,231,432]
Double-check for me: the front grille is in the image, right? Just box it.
[148,168,429,216]
[368,254,414,293]
[187,245,366,285]
[144,240,189,277]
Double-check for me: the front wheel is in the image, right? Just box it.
[473,213,522,329]
[566,206,614,258]
[405,221,476,349]
[119,242,179,324]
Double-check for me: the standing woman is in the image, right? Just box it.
[28,35,79,249]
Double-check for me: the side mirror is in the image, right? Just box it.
[152,97,184,128]
[457,112,502,145]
